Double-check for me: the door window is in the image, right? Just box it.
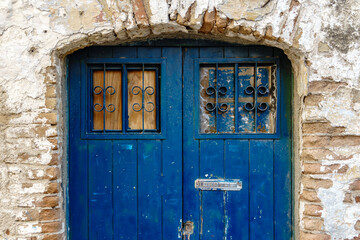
[82,61,165,139]
[196,60,279,138]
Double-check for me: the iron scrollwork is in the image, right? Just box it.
[93,86,116,113]
[205,86,229,113]
[131,86,155,113]
[244,86,269,112]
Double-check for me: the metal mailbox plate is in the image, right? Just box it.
[195,179,242,191]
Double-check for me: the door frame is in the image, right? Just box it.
[66,40,294,239]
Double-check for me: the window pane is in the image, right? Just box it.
[128,70,157,130]
[237,65,277,133]
[93,70,122,130]
[200,65,235,133]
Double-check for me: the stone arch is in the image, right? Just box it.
[39,1,309,235]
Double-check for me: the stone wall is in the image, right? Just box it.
[0,0,359,239]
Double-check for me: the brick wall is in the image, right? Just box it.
[0,0,360,239]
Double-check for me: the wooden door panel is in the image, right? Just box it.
[69,46,182,240]
[183,46,292,240]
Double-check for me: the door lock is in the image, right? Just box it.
[182,221,194,239]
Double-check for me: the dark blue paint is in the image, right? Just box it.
[68,44,292,240]
[113,140,137,240]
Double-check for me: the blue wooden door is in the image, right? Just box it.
[182,46,292,240]
[68,46,183,239]
[68,44,292,240]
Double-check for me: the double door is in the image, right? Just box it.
[68,44,292,239]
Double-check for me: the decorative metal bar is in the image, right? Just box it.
[204,86,229,113]
[244,85,269,112]
[131,86,155,112]
[92,85,116,113]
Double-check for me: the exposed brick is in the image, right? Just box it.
[264,26,277,41]
[303,217,324,231]
[302,122,345,134]
[308,81,347,94]
[303,136,360,148]
[35,113,57,125]
[302,176,333,189]
[214,15,228,33]
[199,10,216,33]
[16,209,39,221]
[48,139,58,150]
[45,98,57,110]
[45,85,56,98]
[132,0,149,26]
[49,154,59,166]
[45,183,59,194]
[300,231,330,240]
[344,192,353,203]
[355,196,360,203]
[303,163,347,174]
[36,196,59,208]
[239,25,252,35]
[301,148,351,161]
[304,204,323,217]
[252,30,262,39]
[355,220,360,231]
[39,209,60,221]
[301,190,321,202]
[40,222,61,233]
[43,234,62,240]
[304,94,324,106]
[350,180,360,190]
[45,168,59,181]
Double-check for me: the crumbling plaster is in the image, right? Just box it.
[0,0,360,239]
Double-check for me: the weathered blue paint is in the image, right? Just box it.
[68,44,292,240]
[183,45,292,240]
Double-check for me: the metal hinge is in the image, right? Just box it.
[182,221,194,240]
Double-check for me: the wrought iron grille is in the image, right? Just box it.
[199,63,277,134]
[90,63,160,133]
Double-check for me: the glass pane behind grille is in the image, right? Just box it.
[128,70,157,130]
[200,66,235,133]
[93,70,122,130]
[200,64,277,134]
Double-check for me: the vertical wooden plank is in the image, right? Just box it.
[127,71,143,130]
[88,140,113,240]
[88,46,113,58]
[274,139,291,239]
[143,70,156,130]
[249,46,274,57]
[137,47,162,58]
[224,46,249,58]
[249,140,274,240]
[113,47,137,58]
[161,47,183,239]
[274,54,292,239]
[200,140,225,240]
[183,47,201,240]
[225,140,249,239]
[137,140,162,239]
[113,140,137,240]
[68,50,89,240]
[105,70,122,130]
[199,47,224,58]
[93,70,104,130]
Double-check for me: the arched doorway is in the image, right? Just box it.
[67,40,292,239]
